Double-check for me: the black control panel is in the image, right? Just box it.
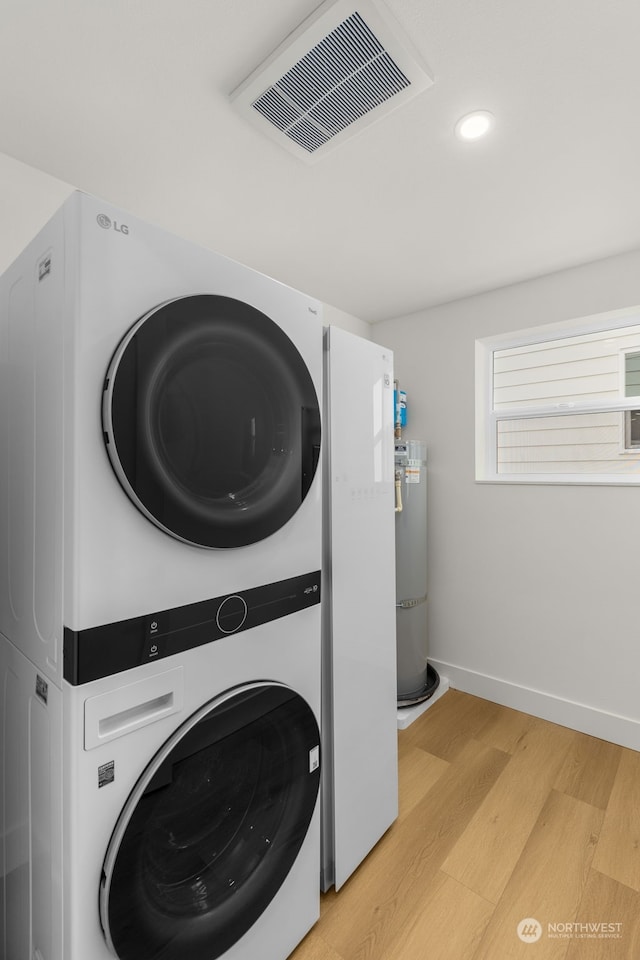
[63,571,321,685]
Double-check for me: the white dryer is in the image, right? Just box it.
[0,577,321,960]
[0,191,322,686]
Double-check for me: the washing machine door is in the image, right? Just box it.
[100,682,321,960]
[102,295,321,548]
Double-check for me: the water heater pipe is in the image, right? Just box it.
[394,471,403,513]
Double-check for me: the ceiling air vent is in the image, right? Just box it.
[230,0,433,161]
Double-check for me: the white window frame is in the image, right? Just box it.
[622,410,640,452]
[620,348,640,453]
[476,305,640,484]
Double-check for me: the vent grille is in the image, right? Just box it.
[253,12,410,154]
[231,0,433,161]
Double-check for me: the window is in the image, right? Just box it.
[623,350,640,451]
[476,306,640,483]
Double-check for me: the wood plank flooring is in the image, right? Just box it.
[291,690,640,960]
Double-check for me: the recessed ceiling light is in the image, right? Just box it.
[455,110,494,141]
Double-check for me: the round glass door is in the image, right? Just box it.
[102,295,321,548]
[100,683,321,960]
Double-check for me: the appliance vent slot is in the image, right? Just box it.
[231,0,433,161]
[253,12,410,154]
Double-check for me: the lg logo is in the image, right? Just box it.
[97,213,129,235]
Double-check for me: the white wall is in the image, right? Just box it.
[374,249,640,750]
[0,153,74,273]
[323,303,371,339]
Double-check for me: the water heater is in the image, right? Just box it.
[395,439,437,704]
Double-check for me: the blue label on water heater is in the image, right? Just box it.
[394,389,407,427]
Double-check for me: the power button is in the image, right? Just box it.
[143,616,165,661]
[143,636,164,660]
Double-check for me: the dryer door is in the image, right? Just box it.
[100,682,321,960]
[102,295,321,548]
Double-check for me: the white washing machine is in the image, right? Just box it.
[0,190,322,686]
[0,579,321,960]
[0,193,323,960]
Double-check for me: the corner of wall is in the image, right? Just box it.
[322,302,372,340]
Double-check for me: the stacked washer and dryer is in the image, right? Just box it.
[0,192,324,960]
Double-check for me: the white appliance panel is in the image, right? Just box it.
[0,633,63,960]
[0,213,66,681]
[322,325,397,890]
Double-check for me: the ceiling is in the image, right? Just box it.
[2,0,640,323]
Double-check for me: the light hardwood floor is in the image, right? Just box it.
[291,690,640,960]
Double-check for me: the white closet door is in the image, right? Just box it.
[323,325,397,890]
